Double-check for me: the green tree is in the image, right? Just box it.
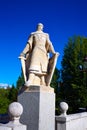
[61,36,87,113]
[0,85,18,114]
[16,72,24,90]
[0,88,10,114]
[8,84,18,102]
[51,68,62,114]
[51,68,60,93]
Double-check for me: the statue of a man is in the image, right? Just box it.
[19,23,58,87]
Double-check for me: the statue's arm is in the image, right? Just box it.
[20,34,33,57]
[46,34,56,54]
[20,43,29,57]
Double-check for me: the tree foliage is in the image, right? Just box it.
[61,36,87,113]
[8,84,18,102]
[0,85,18,114]
[51,68,60,93]
[16,72,24,90]
[51,68,62,114]
[0,88,10,114]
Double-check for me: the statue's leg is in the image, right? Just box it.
[24,73,35,87]
[33,74,40,85]
[41,76,46,86]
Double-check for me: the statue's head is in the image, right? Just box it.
[37,23,44,31]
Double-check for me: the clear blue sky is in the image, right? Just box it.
[0,0,87,85]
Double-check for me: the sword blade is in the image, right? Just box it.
[19,56,27,82]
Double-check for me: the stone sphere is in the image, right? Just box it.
[60,102,68,112]
[8,102,23,117]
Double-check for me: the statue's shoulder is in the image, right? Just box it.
[44,32,48,35]
[28,32,37,38]
[30,32,35,35]
[30,31,41,35]
[44,33,49,38]
[30,32,49,37]
[40,32,49,37]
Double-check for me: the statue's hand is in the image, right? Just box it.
[53,52,60,58]
[53,52,60,55]
[55,52,60,56]
[18,53,26,60]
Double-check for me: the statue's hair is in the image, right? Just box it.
[37,23,44,28]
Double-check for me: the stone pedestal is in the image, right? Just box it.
[18,85,55,130]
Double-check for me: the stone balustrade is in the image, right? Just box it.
[55,102,87,130]
[0,102,27,130]
[0,101,87,130]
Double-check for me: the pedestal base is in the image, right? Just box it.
[18,85,55,130]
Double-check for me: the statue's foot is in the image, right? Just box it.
[41,82,46,86]
[24,80,32,87]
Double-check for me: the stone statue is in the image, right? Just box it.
[19,23,59,87]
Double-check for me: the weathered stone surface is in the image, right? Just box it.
[19,23,59,87]
[19,85,54,93]
[55,112,87,130]
[18,85,55,130]
[59,102,68,116]
[9,102,23,118]
[0,126,11,130]
[0,102,27,130]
